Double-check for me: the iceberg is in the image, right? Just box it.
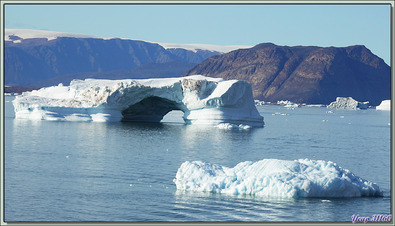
[12,75,264,127]
[277,100,300,108]
[174,159,382,198]
[376,100,390,111]
[327,97,369,110]
[255,100,270,106]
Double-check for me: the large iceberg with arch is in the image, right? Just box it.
[12,75,264,127]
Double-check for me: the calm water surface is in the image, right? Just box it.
[4,95,391,222]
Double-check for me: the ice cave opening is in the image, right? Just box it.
[121,96,186,123]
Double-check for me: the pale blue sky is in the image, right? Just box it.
[5,4,391,64]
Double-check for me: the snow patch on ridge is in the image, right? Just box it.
[5,29,96,42]
[174,159,382,198]
[5,29,249,53]
[158,42,252,53]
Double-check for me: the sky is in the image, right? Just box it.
[4,4,391,64]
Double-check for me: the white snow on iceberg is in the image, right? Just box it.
[376,100,390,111]
[13,75,264,127]
[174,159,382,198]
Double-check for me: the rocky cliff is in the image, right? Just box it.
[184,43,390,105]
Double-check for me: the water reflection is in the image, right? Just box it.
[173,190,379,222]
[115,121,258,153]
[173,190,305,221]
[11,119,47,150]
[112,121,260,165]
[181,124,255,145]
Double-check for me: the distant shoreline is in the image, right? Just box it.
[4,86,38,94]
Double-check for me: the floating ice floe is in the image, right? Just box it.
[13,75,264,127]
[305,104,326,108]
[376,100,390,111]
[254,100,269,106]
[272,112,288,116]
[174,159,382,198]
[277,100,300,108]
[215,123,252,130]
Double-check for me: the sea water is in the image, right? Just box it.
[4,95,391,222]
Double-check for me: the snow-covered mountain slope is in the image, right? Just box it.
[5,29,97,41]
[5,28,250,53]
[157,42,251,53]
[5,29,250,87]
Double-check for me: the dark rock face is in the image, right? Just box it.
[5,37,221,86]
[184,43,390,105]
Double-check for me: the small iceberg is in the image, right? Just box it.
[254,100,269,106]
[174,159,382,198]
[277,100,300,108]
[376,100,390,111]
[215,123,252,130]
[327,97,369,110]
[305,104,326,108]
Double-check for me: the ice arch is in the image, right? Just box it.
[121,96,185,122]
[13,75,264,127]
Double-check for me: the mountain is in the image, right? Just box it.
[184,43,391,105]
[28,62,196,88]
[4,29,250,87]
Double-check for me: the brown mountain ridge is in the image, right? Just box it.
[184,43,390,105]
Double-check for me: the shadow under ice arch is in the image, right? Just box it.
[121,96,186,122]
[13,75,264,127]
